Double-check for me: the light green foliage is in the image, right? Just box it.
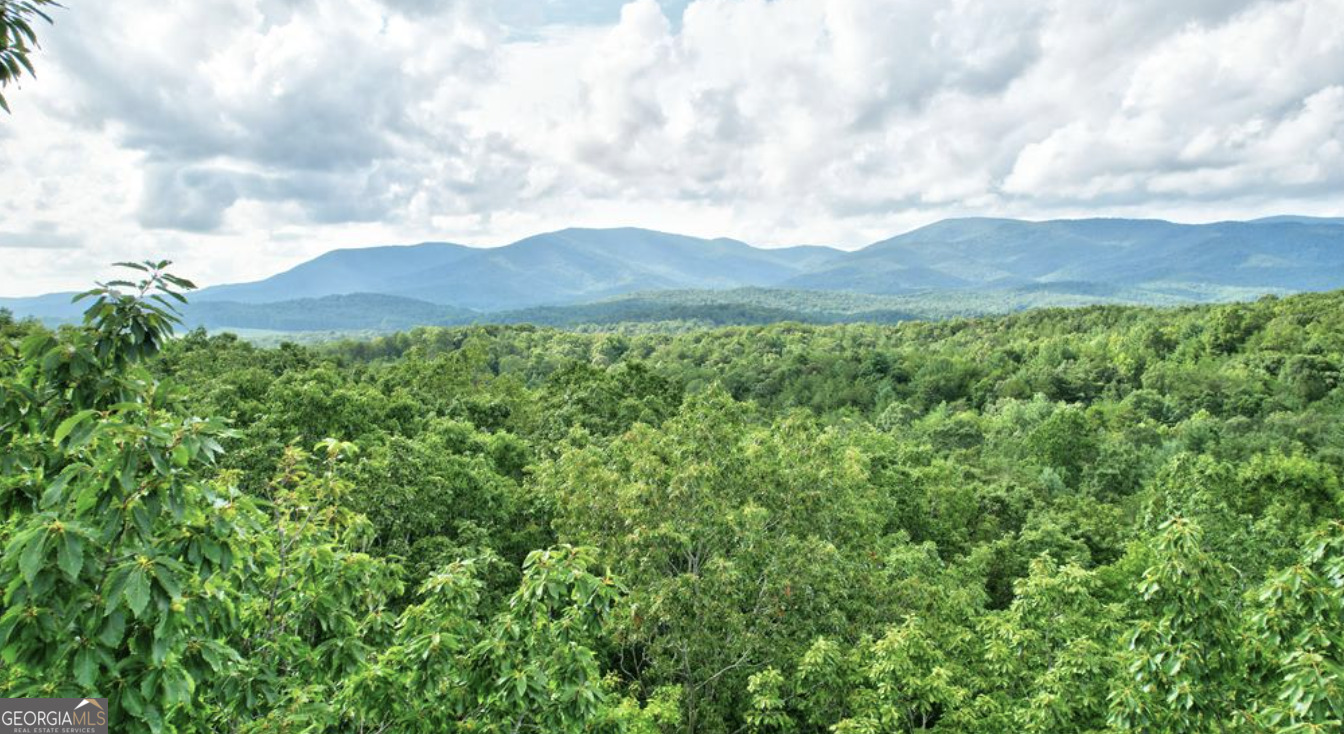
[0,263,256,731]
[5,268,1344,732]
[987,557,1119,733]
[0,266,630,733]
[341,545,621,733]
[1109,518,1240,733]
[1026,407,1097,486]
[1245,521,1344,731]
[536,392,894,733]
[206,441,405,732]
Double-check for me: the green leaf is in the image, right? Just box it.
[103,567,131,616]
[152,565,181,599]
[163,665,195,707]
[40,479,65,509]
[19,531,47,584]
[122,682,144,717]
[53,409,96,445]
[148,449,168,476]
[151,633,170,666]
[99,611,126,647]
[125,568,152,617]
[41,464,88,510]
[57,532,84,580]
[74,479,101,515]
[74,647,98,688]
[119,454,139,493]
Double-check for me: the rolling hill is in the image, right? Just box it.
[185,293,477,331]
[193,242,476,303]
[193,228,844,310]
[386,228,844,310]
[785,217,1344,294]
[0,291,84,323]
[4,218,1341,332]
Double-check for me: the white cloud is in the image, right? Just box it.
[0,221,82,250]
[1004,0,1344,203]
[0,0,1341,295]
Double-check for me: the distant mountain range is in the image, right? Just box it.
[4,216,1342,332]
[789,217,1344,294]
[194,228,843,310]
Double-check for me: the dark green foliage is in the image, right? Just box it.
[1,263,243,728]
[4,269,1344,731]
[0,0,59,113]
[185,293,478,332]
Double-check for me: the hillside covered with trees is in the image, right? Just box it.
[2,264,1342,733]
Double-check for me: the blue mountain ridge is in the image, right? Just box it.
[3,217,1341,330]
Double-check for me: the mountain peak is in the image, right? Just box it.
[785,216,1344,296]
[6,217,1341,328]
[185,216,1344,309]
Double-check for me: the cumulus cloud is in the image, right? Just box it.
[1004,0,1344,202]
[43,0,503,227]
[137,165,242,232]
[0,0,1340,294]
[0,222,82,249]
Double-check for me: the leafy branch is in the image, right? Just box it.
[0,0,61,113]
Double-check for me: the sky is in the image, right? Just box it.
[1,0,1342,296]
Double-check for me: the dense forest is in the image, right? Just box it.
[2,263,1342,733]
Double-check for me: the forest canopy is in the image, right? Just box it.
[1,265,1342,733]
